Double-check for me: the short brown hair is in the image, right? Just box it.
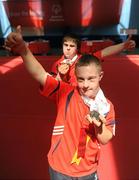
[62,33,80,50]
[75,54,102,73]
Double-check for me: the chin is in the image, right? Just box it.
[79,89,94,98]
[65,55,71,58]
[86,91,96,98]
[87,95,94,98]
[82,93,92,98]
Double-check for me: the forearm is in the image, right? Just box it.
[20,43,47,86]
[95,123,113,145]
[101,43,125,58]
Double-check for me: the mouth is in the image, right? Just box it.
[82,88,91,92]
[81,89,91,95]
[79,88,92,97]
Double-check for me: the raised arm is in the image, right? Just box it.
[4,26,48,86]
[101,35,136,58]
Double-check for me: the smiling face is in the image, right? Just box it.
[75,54,103,99]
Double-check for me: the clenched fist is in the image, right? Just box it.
[57,63,70,75]
[4,25,27,55]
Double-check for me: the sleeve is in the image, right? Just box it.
[93,51,103,61]
[50,56,64,76]
[105,101,116,136]
[50,61,58,76]
[39,75,60,100]
[39,75,73,101]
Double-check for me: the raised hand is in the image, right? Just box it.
[124,34,136,50]
[4,25,27,55]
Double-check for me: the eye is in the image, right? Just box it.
[77,77,84,82]
[70,45,75,48]
[64,43,68,47]
[88,76,97,81]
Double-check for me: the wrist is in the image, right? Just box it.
[20,42,30,56]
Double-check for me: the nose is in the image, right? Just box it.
[67,45,70,50]
[83,80,89,88]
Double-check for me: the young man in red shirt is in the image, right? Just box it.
[51,33,135,86]
[5,26,116,179]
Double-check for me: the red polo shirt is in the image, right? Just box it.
[40,75,115,177]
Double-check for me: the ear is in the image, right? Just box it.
[99,71,104,80]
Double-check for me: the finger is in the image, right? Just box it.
[60,62,66,65]
[16,25,22,34]
[99,115,106,124]
[4,39,13,46]
[92,117,102,127]
[126,40,136,50]
[60,62,70,67]
[6,35,17,45]
[59,69,69,75]
[131,40,136,47]
[63,68,70,73]
[129,43,135,49]
[127,34,132,41]
[58,65,69,72]
[58,64,65,69]
[86,114,101,126]
[3,46,12,52]
[86,114,93,123]
[60,63,69,68]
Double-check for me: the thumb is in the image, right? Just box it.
[16,25,22,34]
[127,34,132,41]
